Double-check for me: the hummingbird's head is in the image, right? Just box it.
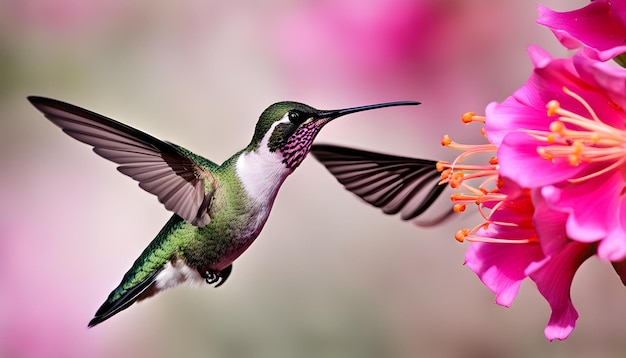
[250,100,421,170]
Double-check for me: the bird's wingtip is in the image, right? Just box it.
[27,95,46,104]
[27,96,57,111]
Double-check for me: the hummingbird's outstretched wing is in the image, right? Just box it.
[28,96,215,227]
[311,144,454,226]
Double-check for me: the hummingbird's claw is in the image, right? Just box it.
[203,264,233,287]
[214,264,232,288]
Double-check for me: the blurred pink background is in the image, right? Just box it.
[3,0,624,357]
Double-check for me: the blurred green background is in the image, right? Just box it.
[3,0,625,357]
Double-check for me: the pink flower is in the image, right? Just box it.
[536,1,626,62]
[440,114,624,340]
[463,183,597,341]
[484,45,626,262]
[456,175,597,341]
[464,183,548,309]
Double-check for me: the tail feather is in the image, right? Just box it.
[88,268,163,328]
[88,215,191,327]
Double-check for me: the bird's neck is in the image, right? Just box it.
[235,130,291,206]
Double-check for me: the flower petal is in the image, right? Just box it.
[537,1,626,61]
[597,198,626,261]
[532,189,569,257]
[541,171,624,259]
[498,132,584,187]
[611,258,626,286]
[465,242,546,307]
[574,52,626,117]
[529,241,595,341]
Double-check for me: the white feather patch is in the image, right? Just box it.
[155,259,204,291]
[236,116,291,205]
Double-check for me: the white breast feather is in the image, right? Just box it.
[235,117,291,205]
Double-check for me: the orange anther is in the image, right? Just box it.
[546,100,560,116]
[549,120,564,134]
[462,112,476,124]
[441,135,452,146]
[591,132,600,143]
[454,229,469,243]
[572,140,583,155]
[537,147,554,160]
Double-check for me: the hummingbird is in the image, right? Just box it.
[28,96,420,327]
[310,144,454,226]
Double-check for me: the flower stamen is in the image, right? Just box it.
[444,113,541,246]
[462,112,486,124]
[521,86,626,183]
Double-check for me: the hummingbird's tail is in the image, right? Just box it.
[88,268,163,328]
[88,215,206,327]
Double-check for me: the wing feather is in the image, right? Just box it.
[311,144,454,226]
[28,96,214,227]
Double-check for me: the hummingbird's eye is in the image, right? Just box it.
[288,110,307,126]
[288,111,300,123]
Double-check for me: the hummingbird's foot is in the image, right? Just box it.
[203,264,232,288]
[204,271,219,284]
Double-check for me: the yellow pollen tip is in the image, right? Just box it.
[441,135,452,146]
[489,157,498,165]
[461,112,476,124]
[572,140,583,154]
[450,193,463,201]
[450,179,464,189]
[591,133,600,143]
[481,127,486,136]
[537,147,554,160]
[546,100,561,116]
[568,153,580,166]
[449,172,465,189]
[440,168,452,180]
[436,161,445,172]
[549,120,564,134]
[455,229,469,243]
[453,204,466,213]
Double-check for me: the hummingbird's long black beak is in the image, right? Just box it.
[315,101,421,120]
